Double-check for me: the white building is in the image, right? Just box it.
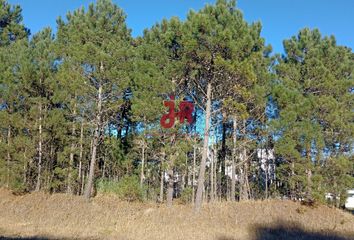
[224,148,275,181]
[345,189,354,210]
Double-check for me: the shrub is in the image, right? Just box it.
[97,175,145,201]
[179,187,193,204]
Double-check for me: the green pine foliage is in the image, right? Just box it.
[272,28,354,202]
[97,175,145,201]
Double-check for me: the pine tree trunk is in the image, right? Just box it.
[231,116,237,201]
[220,115,227,199]
[240,120,249,200]
[192,145,196,204]
[217,148,222,199]
[210,148,214,202]
[47,144,54,191]
[226,173,230,200]
[241,151,250,200]
[23,147,27,186]
[35,103,43,192]
[182,153,188,191]
[195,82,212,212]
[67,106,76,194]
[159,168,164,203]
[140,140,145,187]
[291,160,295,200]
[245,161,251,199]
[166,168,174,207]
[265,154,268,199]
[102,154,106,178]
[81,170,85,195]
[159,151,165,202]
[213,146,218,201]
[188,160,192,187]
[306,149,312,199]
[84,83,102,199]
[78,121,84,195]
[307,169,312,198]
[6,126,11,188]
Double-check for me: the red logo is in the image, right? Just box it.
[160,96,194,129]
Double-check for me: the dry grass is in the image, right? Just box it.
[0,188,353,240]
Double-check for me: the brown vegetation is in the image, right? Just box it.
[0,188,353,240]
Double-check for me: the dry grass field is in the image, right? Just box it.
[0,188,353,240]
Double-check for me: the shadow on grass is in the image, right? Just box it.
[0,237,96,240]
[0,237,53,240]
[217,220,352,240]
[250,220,351,240]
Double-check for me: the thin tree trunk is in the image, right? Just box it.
[182,153,188,191]
[241,150,250,200]
[192,145,196,204]
[306,169,312,199]
[81,170,85,195]
[6,126,11,188]
[23,147,27,186]
[46,144,54,191]
[245,160,251,199]
[210,148,214,202]
[78,121,84,195]
[218,149,222,199]
[159,168,164,203]
[140,140,145,187]
[231,158,236,201]
[195,82,212,212]
[102,154,106,178]
[35,102,43,192]
[226,172,230,200]
[265,151,268,199]
[90,137,94,158]
[291,160,295,200]
[231,116,237,201]
[188,160,192,187]
[84,82,102,199]
[159,151,165,202]
[306,149,312,199]
[67,106,76,194]
[213,147,218,201]
[220,116,227,199]
[240,120,250,200]
[166,167,174,207]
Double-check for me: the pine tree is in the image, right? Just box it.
[130,33,173,188]
[0,0,30,191]
[22,28,56,191]
[136,17,185,206]
[56,0,133,199]
[273,28,354,201]
[0,0,29,46]
[181,0,271,210]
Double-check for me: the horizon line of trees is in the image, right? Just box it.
[0,0,353,211]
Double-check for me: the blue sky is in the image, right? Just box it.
[7,0,354,54]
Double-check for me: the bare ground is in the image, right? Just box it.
[0,188,353,240]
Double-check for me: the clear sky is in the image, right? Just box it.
[7,0,354,54]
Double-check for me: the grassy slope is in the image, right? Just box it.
[0,189,353,240]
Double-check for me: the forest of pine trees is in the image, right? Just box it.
[0,0,353,211]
